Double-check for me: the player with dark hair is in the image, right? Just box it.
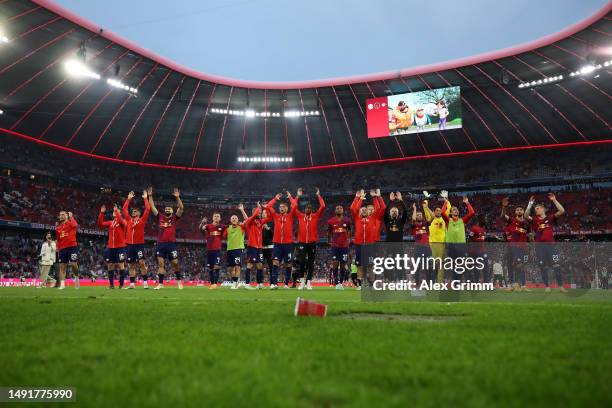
[351,189,385,289]
[294,187,326,290]
[148,187,184,290]
[264,192,297,289]
[223,210,247,289]
[501,197,531,291]
[199,212,225,289]
[525,193,567,293]
[384,191,407,242]
[98,204,127,289]
[262,214,274,284]
[123,190,151,289]
[239,202,269,289]
[423,195,450,283]
[411,200,432,285]
[327,204,352,290]
[468,213,488,283]
[56,210,79,290]
[442,195,475,281]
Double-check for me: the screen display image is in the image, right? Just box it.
[366,86,462,138]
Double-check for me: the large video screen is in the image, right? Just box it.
[366,86,462,138]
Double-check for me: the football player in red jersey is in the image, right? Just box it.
[411,201,432,285]
[199,212,226,289]
[148,187,184,290]
[123,190,151,289]
[526,193,567,292]
[294,187,326,290]
[501,197,531,291]
[56,211,79,290]
[239,202,271,289]
[468,214,488,283]
[327,204,351,290]
[351,189,386,289]
[98,204,128,289]
[264,192,297,289]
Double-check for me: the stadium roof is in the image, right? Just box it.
[0,0,611,171]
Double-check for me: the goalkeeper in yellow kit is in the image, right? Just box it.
[423,195,450,283]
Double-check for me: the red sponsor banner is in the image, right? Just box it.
[366,96,389,138]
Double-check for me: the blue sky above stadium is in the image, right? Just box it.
[55,0,608,82]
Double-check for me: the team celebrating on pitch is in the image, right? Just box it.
[46,186,567,292]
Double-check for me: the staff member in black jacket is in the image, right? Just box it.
[384,192,408,242]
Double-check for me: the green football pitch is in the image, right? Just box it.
[1,287,611,407]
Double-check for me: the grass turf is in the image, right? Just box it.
[1,287,611,407]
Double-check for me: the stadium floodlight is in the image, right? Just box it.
[64,59,100,79]
[237,156,293,163]
[245,110,255,118]
[107,78,137,94]
[0,35,8,43]
[0,109,3,114]
[579,65,596,75]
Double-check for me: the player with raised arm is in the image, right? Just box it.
[468,214,488,283]
[56,211,79,290]
[422,194,450,283]
[148,187,184,290]
[98,204,128,289]
[501,197,531,291]
[223,208,247,289]
[264,192,297,289]
[411,200,432,285]
[199,212,226,289]
[384,191,408,242]
[294,187,326,290]
[442,195,475,281]
[525,193,567,293]
[123,190,151,289]
[240,202,269,289]
[351,189,385,289]
[37,231,57,288]
[327,204,352,290]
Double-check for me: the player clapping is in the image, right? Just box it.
[123,190,151,289]
[97,204,128,289]
[149,187,184,290]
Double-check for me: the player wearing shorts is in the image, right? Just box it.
[240,202,270,289]
[37,231,57,288]
[224,212,246,289]
[525,193,567,293]
[351,189,385,289]
[262,219,274,280]
[501,197,531,291]
[148,187,184,290]
[265,192,297,289]
[423,195,450,283]
[199,213,226,289]
[411,202,432,285]
[468,214,488,283]
[294,187,326,290]
[55,210,79,290]
[123,190,151,289]
[98,204,127,289]
[442,196,475,282]
[327,205,352,290]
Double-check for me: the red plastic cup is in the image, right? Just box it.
[294,297,328,317]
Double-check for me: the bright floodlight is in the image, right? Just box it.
[579,65,596,75]
[0,35,8,43]
[65,60,100,80]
